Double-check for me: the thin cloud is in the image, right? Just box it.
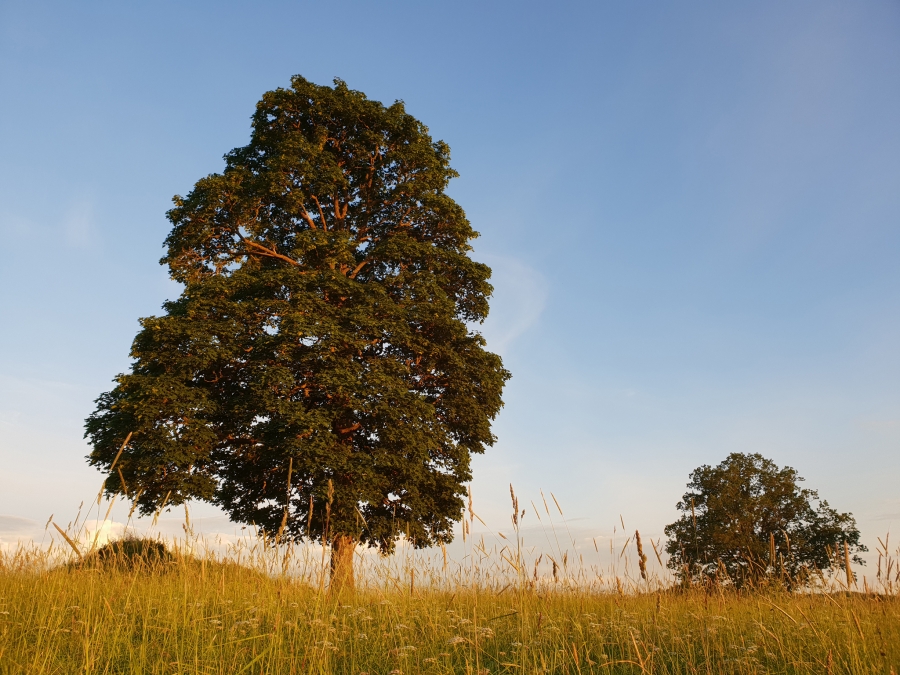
[0,515,38,533]
[477,254,548,354]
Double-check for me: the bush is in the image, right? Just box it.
[77,537,173,571]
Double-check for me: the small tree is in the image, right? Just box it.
[664,453,866,588]
[84,76,510,591]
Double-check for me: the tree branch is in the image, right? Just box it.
[334,195,348,224]
[311,195,328,231]
[349,260,368,279]
[298,205,318,230]
[243,239,304,269]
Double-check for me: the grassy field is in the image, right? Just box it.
[1,533,898,675]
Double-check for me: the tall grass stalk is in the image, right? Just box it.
[1,490,898,674]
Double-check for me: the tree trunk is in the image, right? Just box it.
[329,534,356,595]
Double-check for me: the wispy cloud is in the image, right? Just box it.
[0,515,38,533]
[477,254,548,354]
[1,196,98,248]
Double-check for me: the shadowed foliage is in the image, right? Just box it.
[665,453,866,588]
[84,76,509,588]
[74,537,173,571]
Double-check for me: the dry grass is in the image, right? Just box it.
[1,490,898,674]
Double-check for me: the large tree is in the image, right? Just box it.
[665,453,865,589]
[85,76,509,590]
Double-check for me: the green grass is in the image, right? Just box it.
[1,539,898,674]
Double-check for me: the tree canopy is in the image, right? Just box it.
[84,76,509,585]
[664,453,865,588]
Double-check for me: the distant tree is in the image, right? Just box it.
[84,76,510,592]
[664,453,866,589]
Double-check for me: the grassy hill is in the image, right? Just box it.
[0,536,897,674]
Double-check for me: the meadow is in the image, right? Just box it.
[0,494,898,674]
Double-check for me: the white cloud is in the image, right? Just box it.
[0,515,38,532]
[77,519,125,548]
[0,515,44,552]
[477,255,547,354]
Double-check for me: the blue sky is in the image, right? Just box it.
[1,1,899,566]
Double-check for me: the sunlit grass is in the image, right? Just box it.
[1,526,898,674]
[2,485,898,674]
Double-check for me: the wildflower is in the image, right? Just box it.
[423,658,437,664]
[447,636,467,645]
[476,627,494,638]
[357,633,368,640]
[389,670,402,675]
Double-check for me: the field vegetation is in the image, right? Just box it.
[1,494,898,674]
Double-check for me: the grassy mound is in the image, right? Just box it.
[76,536,174,571]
